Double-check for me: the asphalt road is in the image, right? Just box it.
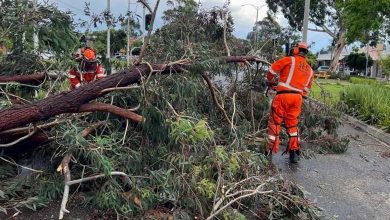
[274,121,390,220]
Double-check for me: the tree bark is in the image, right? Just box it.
[0,72,46,85]
[77,103,143,123]
[0,63,184,132]
[0,72,62,85]
[0,57,266,133]
[225,56,270,65]
[329,29,346,74]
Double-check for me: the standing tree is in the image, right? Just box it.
[381,55,390,80]
[343,0,390,44]
[266,0,390,74]
[246,15,287,60]
[344,52,373,74]
[0,0,77,75]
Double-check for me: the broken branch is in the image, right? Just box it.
[0,73,47,85]
[100,85,140,94]
[0,119,65,136]
[137,0,152,13]
[77,103,143,123]
[0,127,37,148]
[201,73,232,125]
[58,122,104,219]
[136,0,160,64]
[224,56,271,65]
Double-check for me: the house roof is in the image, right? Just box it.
[360,44,390,60]
[317,50,350,61]
[317,43,390,61]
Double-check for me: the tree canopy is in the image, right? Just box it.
[0,0,77,75]
[343,0,390,44]
[344,52,373,72]
[246,15,287,60]
[266,0,390,73]
[0,0,77,55]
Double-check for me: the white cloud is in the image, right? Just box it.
[198,0,268,38]
[44,0,331,52]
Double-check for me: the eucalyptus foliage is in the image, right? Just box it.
[0,0,77,75]
[0,0,346,218]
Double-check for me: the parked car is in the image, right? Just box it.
[315,66,330,79]
[317,66,329,72]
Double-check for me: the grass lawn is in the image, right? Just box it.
[310,77,390,132]
[310,79,351,104]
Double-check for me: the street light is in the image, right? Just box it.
[241,4,267,47]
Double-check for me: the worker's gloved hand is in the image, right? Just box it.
[267,83,277,91]
[266,81,277,88]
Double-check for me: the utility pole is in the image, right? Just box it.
[302,0,310,43]
[365,43,369,76]
[254,7,259,47]
[241,4,265,48]
[106,0,111,67]
[126,0,131,66]
[142,4,146,42]
[33,0,39,52]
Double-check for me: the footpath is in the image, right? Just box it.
[274,120,390,219]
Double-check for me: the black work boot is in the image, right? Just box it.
[289,150,299,164]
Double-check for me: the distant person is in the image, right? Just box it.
[68,35,105,89]
[265,42,314,163]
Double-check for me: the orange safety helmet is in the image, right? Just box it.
[83,48,96,61]
[293,42,309,55]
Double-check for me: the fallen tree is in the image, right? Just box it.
[0,56,267,133]
[0,63,184,132]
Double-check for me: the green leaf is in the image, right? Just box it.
[0,206,7,214]
[0,190,5,199]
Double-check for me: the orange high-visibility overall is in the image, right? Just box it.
[266,55,314,153]
[68,65,105,89]
[68,48,106,89]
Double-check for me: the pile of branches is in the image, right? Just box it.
[0,1,346,219]
[0,59,338,219]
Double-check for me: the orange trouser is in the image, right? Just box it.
[267,93,302,153]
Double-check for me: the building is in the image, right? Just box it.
[316,43,390,78]
[317,48,352,73]
[357,44,390,78]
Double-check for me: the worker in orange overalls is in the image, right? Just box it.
[69,35,106,89]
[266,42,314,163]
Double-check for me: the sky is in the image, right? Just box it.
[46,0,333,53]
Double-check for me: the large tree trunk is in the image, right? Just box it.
[329,29,346,74]
[0,63,184,132]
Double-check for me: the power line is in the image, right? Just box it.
[55,0,84,13]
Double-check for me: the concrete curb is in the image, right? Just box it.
[342,115,390,146]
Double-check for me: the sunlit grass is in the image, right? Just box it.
[340,85,390,132]
[310,79,350,104]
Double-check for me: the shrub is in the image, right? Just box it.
[340,84,390,132]
[349,76,379,85]
[330,72,350,80]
